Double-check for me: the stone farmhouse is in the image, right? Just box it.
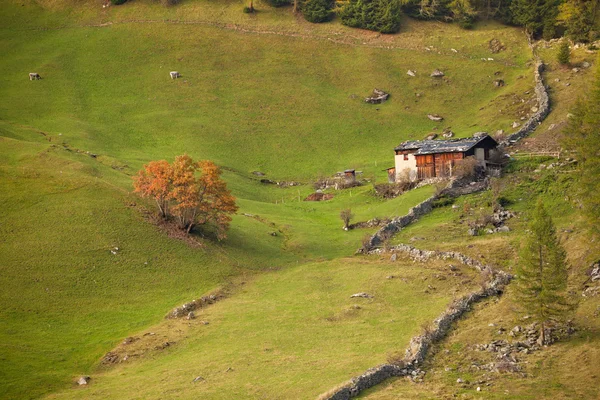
[388,134,499,182]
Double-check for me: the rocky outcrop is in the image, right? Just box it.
[502,61,550,145]
[319,245,512,400]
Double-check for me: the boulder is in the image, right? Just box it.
[365,88,389,104]
[427,114,443,122]
[407,70,416,77]
[430,69,444,78]
[77,376,91,385]
[350,292,374,299]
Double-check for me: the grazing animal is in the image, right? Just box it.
[170,71,180,79]
[29,73,41,80]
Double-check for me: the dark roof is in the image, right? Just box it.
[394,135,497,155]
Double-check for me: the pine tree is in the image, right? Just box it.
[510,0,561,39]
[557,40,571,65]
[515,199,570,345]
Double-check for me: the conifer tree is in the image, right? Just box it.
[515,199,570,345]
[557,40,571,65]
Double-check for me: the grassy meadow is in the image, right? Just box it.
[3,0,598,399]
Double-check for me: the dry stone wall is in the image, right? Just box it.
[360,179,489,253]
[320,245,512,400]
[502,61,550,145]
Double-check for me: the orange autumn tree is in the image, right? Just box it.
[133,160,172,218]
[133,155,238,239]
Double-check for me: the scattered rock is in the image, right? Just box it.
[489,38,505,53]
[442,129,454,138]
[407,70,416,77]
[494,79,505,87]
[365,88,389,104]
[572,67,580,73]
[193,376,204,382]
[430,69,445,78]
[425,132,438,140]
[102,352,119,364]
[582,61,591,69]
[512,121,521,129]
[251,171,265,176]
[427,114,444,122]
[77,376,90,386]
[451,48,458,53]
[123,336,139,345]
[390,253,397,262]
[456,378,464,383]
[350,292,374,299]
[187,311,196,320]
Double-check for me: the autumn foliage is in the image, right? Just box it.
[133,155,238,239]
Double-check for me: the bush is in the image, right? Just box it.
[432,195,454,208]
[110,0,127,4]
[243,6,254,13]
[339,0,402,33]
[453,156,479,180]
[302,0,333,22]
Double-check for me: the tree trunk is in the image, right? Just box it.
[537,321,545,346]
[293,0,298,14]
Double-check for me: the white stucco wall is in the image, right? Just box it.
[395,153,418,181]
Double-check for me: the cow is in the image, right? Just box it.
[170,71,180,79]
[29,73,41,80]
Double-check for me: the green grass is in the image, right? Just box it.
[0,0,533,181]
[45,257,478,400]
[0,1,566,399]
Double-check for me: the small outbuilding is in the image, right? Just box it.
[393,134,498,181]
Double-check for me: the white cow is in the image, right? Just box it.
[170,71,180,79]
[29,72,41,80]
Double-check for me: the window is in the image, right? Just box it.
[403,154,409,161]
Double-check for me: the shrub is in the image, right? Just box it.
[373,183,402,199]
[110,0,127,4]
[302,0,333,22]
[243,6,254,13]
[432,195,454,208]
[453,156,479,180]
[340,209,353,230]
